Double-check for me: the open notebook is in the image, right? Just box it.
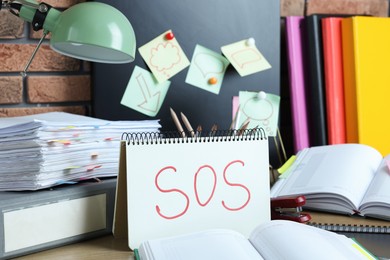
[271,143,390,221]
[135,220,376,260]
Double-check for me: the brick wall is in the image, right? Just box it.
[0,0,90,117]
[0,0,388,119]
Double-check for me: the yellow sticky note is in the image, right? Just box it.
[139,30,190,83]
[278,155,296,177]
[351,240,377,260]
[221,38,271,77]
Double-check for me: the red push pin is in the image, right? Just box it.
[165,31,175,40]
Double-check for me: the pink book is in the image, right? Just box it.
[285,16,310,153]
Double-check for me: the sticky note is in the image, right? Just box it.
[185,44,230,95]
[121,66,171,117]
[139,30,190,83]
[238,91,280,137]
[278,155,296,175]
[221,39,271,77]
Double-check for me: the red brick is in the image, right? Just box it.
[27,75,91,103]
[0,106,87,117]
[281,0,305,17]
[306,0,389,17]
[38,0,86,8]
[0,44,81,72]
[0,77,23,104]
[0,10,25,39]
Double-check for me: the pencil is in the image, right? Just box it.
[238,119,250,136]
[180,112,195,137]
[170,107,185,137]
[196,125,202,137]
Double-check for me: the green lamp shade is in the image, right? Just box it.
[50,2,136,63]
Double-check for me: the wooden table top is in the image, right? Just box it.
[14,235,135,260]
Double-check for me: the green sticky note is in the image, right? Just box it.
[238,91,280,136]
[185,44,230,95]
[138,29,190,83]
[221,39,271,77]
[121,66,170,117]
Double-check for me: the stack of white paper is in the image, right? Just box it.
[0,112,160,191]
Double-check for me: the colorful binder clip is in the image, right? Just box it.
[271,195,311,223]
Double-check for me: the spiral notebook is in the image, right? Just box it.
[113,129,270,250]
[306,211,390,234]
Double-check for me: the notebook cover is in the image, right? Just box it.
[304,14,328,146]
[341,16,390,156]
[285,16,310,153]
[321,17,346,145]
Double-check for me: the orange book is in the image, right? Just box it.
[322,17,346,144]
[342,16,390,156]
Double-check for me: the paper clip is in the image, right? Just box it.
[271,195,311,223]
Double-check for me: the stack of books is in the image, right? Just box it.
[285,15,390,157]
[0,112,160,191]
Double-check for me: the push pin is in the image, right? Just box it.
[246,37,255,47]
[165,31,175,40]
[208,77,218,85]
[257,90,267,100]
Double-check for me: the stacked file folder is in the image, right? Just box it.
[0,112,160,191]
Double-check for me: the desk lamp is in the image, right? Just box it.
[1,0,136,76]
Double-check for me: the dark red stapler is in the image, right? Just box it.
[271,195,311,223]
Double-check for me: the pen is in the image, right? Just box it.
[180,112,195,137]
[170,107,186,137]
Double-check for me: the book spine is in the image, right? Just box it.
[285,16,310,153]
[341,17,359,143]
[321,17,346,145]
[305,15,328,146]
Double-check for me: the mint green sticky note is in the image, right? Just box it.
[221,39,271,77]
[185,44,230,95]
[121,66,170,117]
[138,30,190,83]
[238,91,280,136]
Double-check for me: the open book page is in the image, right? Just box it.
[271,144,382,213]
[249,220,376,259]
[138,229,264,260]
[359,154,390,220]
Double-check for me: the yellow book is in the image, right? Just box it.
[342,16,390,156]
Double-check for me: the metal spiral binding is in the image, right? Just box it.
[121,128,267,145]
[307,222,390,234]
